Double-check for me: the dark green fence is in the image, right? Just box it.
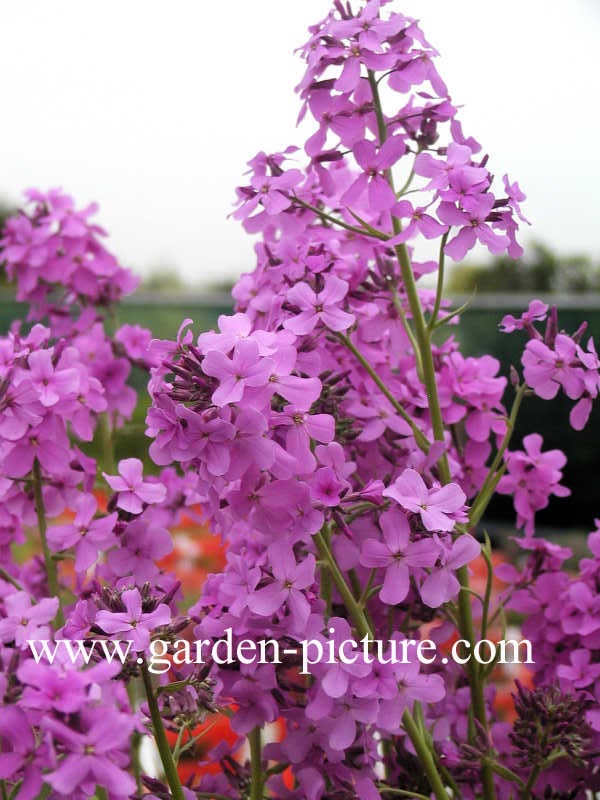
[2,292,598,530]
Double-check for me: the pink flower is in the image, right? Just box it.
[341,136,406,211]
[284,275,355,335]
[360,509,438,604]
[438,195,510,261]
[102,458,166,514]
[47,495,117,573]
[500,299,548,334]
[202,340,273,406]
[420,534,481,607]
[27,350,79,407]
[248,544,316,631]
[383,469,467,532]
[95,588,170,652]
[0,592,59,648]
[523,333,585,400]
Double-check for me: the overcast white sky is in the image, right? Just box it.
[1,0,599,286]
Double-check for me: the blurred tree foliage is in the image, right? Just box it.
[447,242,600,294]
[140,266,186,294]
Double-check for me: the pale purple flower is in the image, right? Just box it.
[420,534,481,607]
[95,587,171,651]
[360,509,438,604]
[102,458,166,514]
[341,137,406,211]
[0,592,59,648]
[107,518,172,582]
[500,299,549,334]
[47,495,117,573]
[202,340,273,406]
[284,275,355,335]
[43,713,136,798]
[383,469,467,532]
[249,544,316,630]
[438,194,510,260]
[522,334,585,401]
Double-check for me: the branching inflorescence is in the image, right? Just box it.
[1,2,600,800]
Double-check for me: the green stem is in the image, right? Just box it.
[429,231,450,330]
[314,528,449,799]
[98,412,116,474]
[401,710,450,800]
[337,333,431,454]
[127,681,143,795]
[293,196,388,240]
[0,566,24,592]
[140,662,186,800]
[367,71,495,799]
[314,529,371,640]
[32,459,64,628]
[520,765,541,799]
[249,727,264,800]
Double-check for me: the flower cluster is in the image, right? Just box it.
[0,191,198,799]
[501,300,600,430]
[1,1,598,799]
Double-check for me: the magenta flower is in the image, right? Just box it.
[437,195,510,261]
[3,417,71,478]
[47,495,117,573]
[414,142,486,192]
[114,323,154,362]
[95,587,170,651]
[383,469,467,532]
[43,713,136,798]
[102,457,166,514]
[284,275,355,335]
[500,299,548,334]
[341,136,406,211]
[27,349,79,407]
[107,518,172,582]
[248,544,316,630]
[0,592,59,648]
[522,333,585,401]
[235,167,303,220]
[420,534,481,607]
[360,509,438,605]
[277,407,335,474]
[202,339,273,406]
[391,200,447,243]
[0,707,41,800]
[497,433,570,534]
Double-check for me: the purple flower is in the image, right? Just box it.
[284,276,355,335]
[438,195,510,261]
[103,458,166,514]
[383,469,467,532]
[107,518,172,582]
[420,534,481,607]
[43,713,136,798]
[341,136,406,211]
[500,299,548,334]
[47,495,117,573]
[202,340,273,406]
[360,509,437,604]
[249,543,316,630]
[27,349,79,407]
[0,591,59,647]
[95,587,171,651]
[522,334,585,401]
